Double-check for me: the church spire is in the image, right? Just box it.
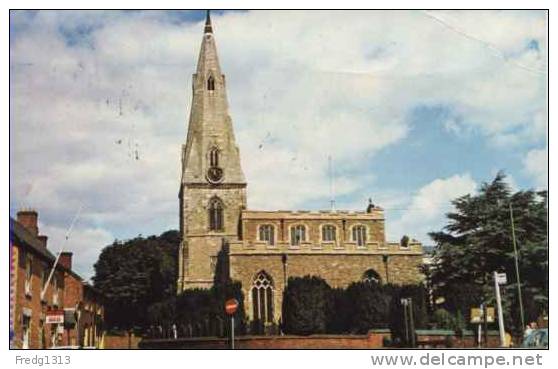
[195,10,221,77]
[204,10,213,34]
[181,10,246,185]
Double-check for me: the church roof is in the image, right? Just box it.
[241,209,384,220]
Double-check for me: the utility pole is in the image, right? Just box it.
[483,291,488,347]
[509,203,525,331]
[477,303,483,348]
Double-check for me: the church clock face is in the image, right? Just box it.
[207,167,224,184]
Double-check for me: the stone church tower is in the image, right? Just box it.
[177,14,423,323]
[177,12,247,292]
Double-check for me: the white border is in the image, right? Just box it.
[2,2,554,369]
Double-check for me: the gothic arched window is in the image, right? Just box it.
[209,147,219,167]
[353,225,367,247]
[362,269,382,284]
[252,271,273,323]
[322,225,337,242]
[207,75,215,91]
[208,197,224,231]
[290,225,306,246]
[259,224,275,246]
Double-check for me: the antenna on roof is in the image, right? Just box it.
[40,204,83,301]
[328,155,336,212]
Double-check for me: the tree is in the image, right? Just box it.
[282,276,333,335]
[431,308,465,332]
[429,172,547,333]
[92,230,179,330]
[327,287,350,333]
[345,281,393,333]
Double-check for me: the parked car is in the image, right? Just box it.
[521,329,548,348]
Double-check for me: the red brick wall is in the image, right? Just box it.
[140,332,503,349]
[104,332,142,349]
[61,272,84,346]
[140,332,391,349]
[12,241,65,349]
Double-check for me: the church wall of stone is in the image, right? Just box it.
[180,185,246,290]
[182,186,246,235]
[177,14,426,324]
[241,213,386,246]
[230,252,423,323]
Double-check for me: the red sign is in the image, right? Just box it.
[225,298,239,315]
[46,309,64,324]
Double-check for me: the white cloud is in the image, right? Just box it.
[523,148,548,189]
[10,10,547,274]
[387,173,478,243]
[38,223,114,281]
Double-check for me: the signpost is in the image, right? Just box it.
[46,309,64,348]
[494,271,507,347]
[470,307,495,324]
[46,310,64,325]
[471,306,495,348]
[225,298,238,350]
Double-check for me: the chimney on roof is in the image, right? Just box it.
[37,235,48,248]
[59,252,73,270]
[17,210,39,236]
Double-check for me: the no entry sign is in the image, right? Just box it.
[225,298,239,315]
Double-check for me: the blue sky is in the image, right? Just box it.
[9,10,547,279]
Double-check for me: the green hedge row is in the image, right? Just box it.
[282,275,428,342]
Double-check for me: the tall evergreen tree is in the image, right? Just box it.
[429,172,547,333]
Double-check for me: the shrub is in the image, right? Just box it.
[282,276,333,335]
[345,281,393,333]
[147,280,245,338]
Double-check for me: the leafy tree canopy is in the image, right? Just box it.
[92,230,179,330]
[429,172,547,333]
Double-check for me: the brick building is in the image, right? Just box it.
[177,13,423,326]
[9,210,105,349]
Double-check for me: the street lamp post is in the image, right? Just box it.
[401,298,415,348]
[408,298,415,348]
[401,299,409,345]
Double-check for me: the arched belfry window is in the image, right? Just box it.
[362,269,382,284]
[207,75,215,91]
[252,271,274,323]
[208,197,224,231]
[209,147,219,167]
